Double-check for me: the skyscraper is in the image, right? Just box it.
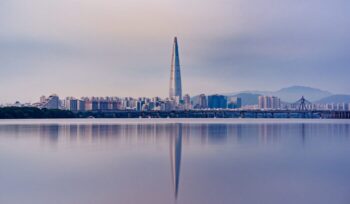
[169,37,182,100]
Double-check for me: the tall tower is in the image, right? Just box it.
[169,37,182,100]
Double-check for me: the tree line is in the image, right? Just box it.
[0,107,76,119]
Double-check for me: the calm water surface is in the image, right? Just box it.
[0,119,350,204]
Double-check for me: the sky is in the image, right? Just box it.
[0,0,349,103]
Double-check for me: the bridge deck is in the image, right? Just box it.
[78,110,350,119]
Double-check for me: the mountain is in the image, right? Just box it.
[315,95,350,104]
[224,85,333,105]
[196,85,335,106]
[273,86,332,102]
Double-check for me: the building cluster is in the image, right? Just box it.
[2,37,349,113]
[192,94,242,109]
[258,96,281,110]
[32,94,243,112]
[29,38,242,112]
[257,95,350,111]
[34,95,180,111]
[5,94,349,112]
[288,103,350,111]
[307,103,350,111]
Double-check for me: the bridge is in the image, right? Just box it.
[78,97,350,119]
[81,109,350,119]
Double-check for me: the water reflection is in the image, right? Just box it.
[0,122,349,146]
[1,121,350,204]
[170,124,182,200]
[40,125,59,146]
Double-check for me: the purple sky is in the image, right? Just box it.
[0,0,349,103]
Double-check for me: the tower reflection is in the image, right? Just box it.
[169,124,182,200]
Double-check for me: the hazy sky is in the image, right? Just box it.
[0,0,349,103]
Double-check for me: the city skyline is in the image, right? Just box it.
[1,1,350,203]
[0,0,349,103]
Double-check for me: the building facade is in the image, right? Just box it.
[227,97,242,109]
[258,96,281,110]
[208,95,227,109]
[40,95,60,109]
[169,37,182,100]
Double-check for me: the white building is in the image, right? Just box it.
[40,95,59,109]
[258,96,281,110]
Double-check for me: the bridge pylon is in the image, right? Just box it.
[293,96,312,111]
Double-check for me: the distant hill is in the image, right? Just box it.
[273,86,332,102]
[315,95,350,104]
[225,85,332,103]
[196,85,337,106]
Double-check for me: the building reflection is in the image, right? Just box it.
[169,124,182,200]
[39,125,59,146]
[1,122,350,202]
[0,122,344,148]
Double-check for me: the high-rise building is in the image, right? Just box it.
[258,96,281,110]
[183,94,191,110]
[85,99,99,111]
[40,94,59,109]
[227,97,242,109]
[271,96,281,109]
[208,95,227,109]
[192,94,207,109]
[64,97,78,111]
[198,94,208,109]
[258,96,265,109]
[78,100,86,112]
[169,37,182,100]
[99,100,109,111]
